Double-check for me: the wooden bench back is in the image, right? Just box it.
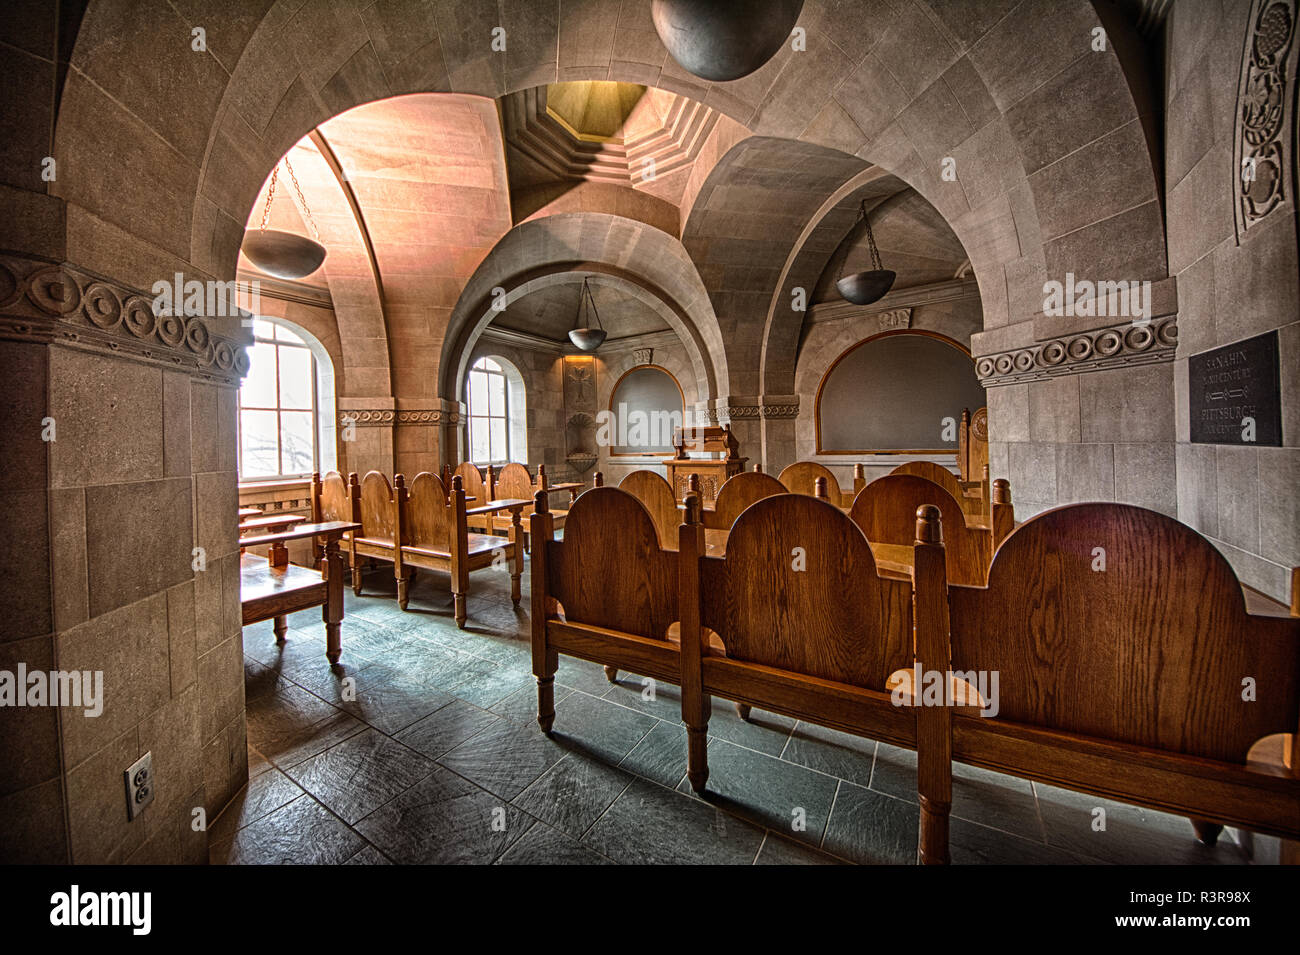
[358,471,396,543]
[890,461,965,501]
[698,494,912,691]
[618,470,680,549]
[403,471,452,550]
[948,503,1300,763]
[493,462,535,502]
[777,461,846,503]
[313,470,354,523]
[957,407,988,482]
[543,486,679,641]
[849,474,991,586]
[454,462,486,503]
[709,470,786,528]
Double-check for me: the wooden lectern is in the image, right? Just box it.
[663,424,746,506]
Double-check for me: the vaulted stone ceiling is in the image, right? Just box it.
[491,279,672,342]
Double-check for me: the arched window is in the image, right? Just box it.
[238,318,336,480]
[815,331,986,454]
[466,356,527,465]
[605,364,684,455]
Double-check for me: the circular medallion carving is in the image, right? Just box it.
[994,355,1013,374]
[1066,336,1093,361]
[233,348,251,377]
[0,262,21,309]
[27,267,82,315]
[976,358,995,378]
[83,283,123,330]
[123,295,157,338]
[1094,330,1123,357]
[1039,341,1066,366]
[970,408,988,441]
[214,341,234,371]
[185,318,210,353]
[1124,324,1154,351]
[1012,350,1034,371]
[156,310,186,346]
[1157,320,1178,346]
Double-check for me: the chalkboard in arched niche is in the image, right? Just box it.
[604,365,684,455]
[816,331,986,452]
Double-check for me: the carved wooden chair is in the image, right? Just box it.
[618,470,681,550]
[778,460,854,506]
[890,459,989,524]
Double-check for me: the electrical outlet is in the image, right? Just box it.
[124,752,154,821]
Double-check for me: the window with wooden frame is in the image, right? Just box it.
[238,319,320,480]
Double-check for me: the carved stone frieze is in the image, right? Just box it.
[1235,0,1297,241]
[0,253,251,385]
[975,317,1178,387]
[339,409,457,427]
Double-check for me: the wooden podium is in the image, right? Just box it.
[663,424,746,506]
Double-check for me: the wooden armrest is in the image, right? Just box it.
[547,482,583,492]
[466,498,531,516]
[239,520,361,548]
[239,513,307,532]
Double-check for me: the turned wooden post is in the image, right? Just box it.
[530,488,558,733]
[913,505,952,864]
[678,492,712,793]
[347,472,364,595]
[394,474,411,610]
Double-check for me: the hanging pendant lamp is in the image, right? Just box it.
[836,200,896,306]
[568,277,607,351]
[241,157,327,280]
[651,0,804,82]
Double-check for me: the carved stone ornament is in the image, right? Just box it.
[0,253,251,386]
[975,316,1178,386]
[632,347,654,366]
[1235,0,1298,241]
[876,308,912,331]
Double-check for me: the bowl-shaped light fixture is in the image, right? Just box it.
[241,229,327,280]
[568,327,607,351]
[837,269,896,306]
[651,0,804,82]
[568,277,607,351]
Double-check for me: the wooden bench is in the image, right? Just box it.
[348,470,526,628]
[613,470,680,550]
[239,521,359,663]
[912,502,1300,865]
[890,459,989,524]
[848,473,1013,586]
[777,460,860,507]
[530,485,685,735]
[678,491,920,797]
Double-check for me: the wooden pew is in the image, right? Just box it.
[618,470,681,550]
[915,503,1300,865]
[848,473,1013,586]
[777,460,857,507]
[889,460,988,523]
[529,485,683,734]
[705,468,786,531]
[240,521,359,663]
[395,472,526,627]
[483,462,580,550]
[677,491,925,802]
[346,470,527,628]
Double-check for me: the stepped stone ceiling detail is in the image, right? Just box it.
[502,81,727,212]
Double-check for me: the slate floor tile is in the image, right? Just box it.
[344,845,393,865]
[438,718,566,800]
[618,720,688,787]
[780,722,877,787]
[490,681,575,725]
[705,697,795,756]
[1035,783,1249,866]
[546,691,657,764]
[395,699,502,760]
[555,656,620,695]
[286,729,437,824]
[582,779,765,865]
[601,671,684,721]
[680,737,838,846]
[210,795,364,865]
[755,832,846,865]
[821,782,918,865]
[512,753,635,837]
[949,816,1085,865]
[207,768,304,845]
[323,663,455,735]
[354,767,532,864]
[497,821,614,865]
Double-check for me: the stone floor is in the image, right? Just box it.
[212,562,1275,865]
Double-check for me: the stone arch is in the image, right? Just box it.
[53,0,1166,347]
[442,212,725,401]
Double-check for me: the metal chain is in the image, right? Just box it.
[863,201,883,272]
[283,157,320,241]
[258,165,279,232]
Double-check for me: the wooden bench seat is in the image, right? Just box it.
[239,520,359,663]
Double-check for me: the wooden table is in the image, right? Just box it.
[240,520,360,662]
[238,507,263,519]
[701,527,914,580]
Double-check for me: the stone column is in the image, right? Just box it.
[0,254,250,863]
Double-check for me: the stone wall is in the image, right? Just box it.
[1166,0,1300,602]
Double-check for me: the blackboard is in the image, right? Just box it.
[817,334,986,452]
[1188,331,1282,446]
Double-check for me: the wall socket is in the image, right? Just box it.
[124,751,154,821]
